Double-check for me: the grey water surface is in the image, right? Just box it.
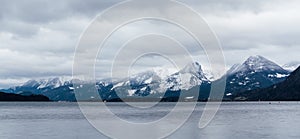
[0,102,300,139]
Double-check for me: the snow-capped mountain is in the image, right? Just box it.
[283,61,300,71]
[163,62,209,91]
[227,55,287,75]
[0,77,75,101]
[225,55,290,96]
[111,71,162,97]
[110,62,209,98]
[22,77,71,90]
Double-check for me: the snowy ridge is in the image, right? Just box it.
[22,77,72,90]
[110,62,209,96]
[228,55,287,75]
[225,55,290,95]
[227,64,242,75]
[163,62,208,91]
[283,61,300,71]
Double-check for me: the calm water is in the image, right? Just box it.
[0,102,300,139]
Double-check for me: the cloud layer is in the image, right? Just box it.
[0,0,300,88]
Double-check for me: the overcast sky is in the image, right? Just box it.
[0,0,300,88]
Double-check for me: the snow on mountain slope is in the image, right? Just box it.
[152,67,177,79]
[225,55,290,94]
[283,61,300,71]
[203,70,215,81]
[228,55,287,75]
[111,71,163,96]
[163,62,209,91]
[22,77,72,90]
[111,62,209,96]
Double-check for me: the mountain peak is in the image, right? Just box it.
[247,55,265,60]
[245,55,270,65]
[243,55,286,72]
[162,62,209,91]
[22,79,40,87]
[179,62,208,80]
[180,62,202,74]
[21,77,72,90]
[225,55,290,96]
[227,55,288,75]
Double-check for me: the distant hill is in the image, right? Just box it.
[0,92,50,101]
[234,66,300,101]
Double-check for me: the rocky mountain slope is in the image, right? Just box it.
[224,55,290,97]
[234,66,300,101]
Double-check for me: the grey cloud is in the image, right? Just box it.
[0,0,120,23]
[181,0,284,15]
[0,49,73,79]
[0,0,121,37]
[0,0,300,87]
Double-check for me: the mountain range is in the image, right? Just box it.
[1,55,298,101]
